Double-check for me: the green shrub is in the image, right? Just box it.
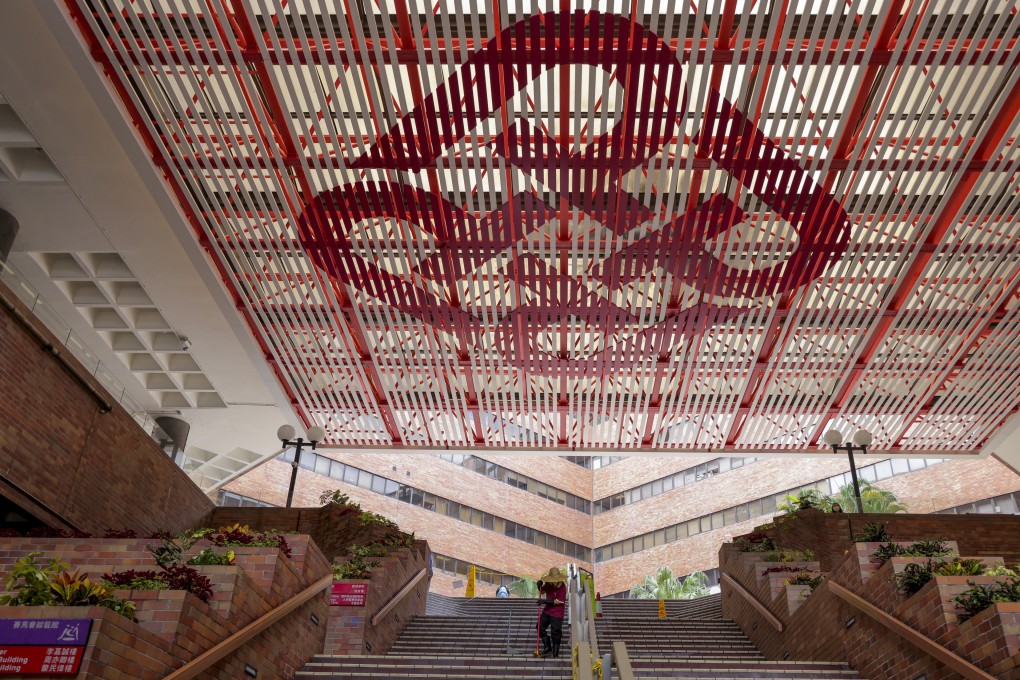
[904,539,952,558]
[853,522,892,543]
[984,564,1019,578]
[736,532,777,552]
[187,548,236,566]
[319,489,362,512]
[0,553,69,606]
[895,559,941,595]
[760,548,815,563]
[955,577,1020,622]
[935,558,984,577]
[359,512,399,530]
[787,571,825,590]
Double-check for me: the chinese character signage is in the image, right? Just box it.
[0,619,91,674]
[330,582,367,607]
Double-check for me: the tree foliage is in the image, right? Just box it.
[508,576,539,598]
[629,567,709,600]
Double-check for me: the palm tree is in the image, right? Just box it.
[826,480,908,514]
[629,567,710,600]
[507,576,539,598]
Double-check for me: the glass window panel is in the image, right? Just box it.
[724,508,737,525]
[357,472,373,490]
[330,462,345,479]
[314,456,331,476]
[620,540,631,556]
[422,492,437,510]
[343,467,359,485]
[384,480,400,496]
[891,458,910,474]
[654,529,666,546]
[447,500,460,517]
[908,457,925,471]
[675,522,687,539]
[371,476,386,494]
[594,548,604,563]
[434,497,449,515]
[684,470,696,485]
[874,460,893,480]
[651,479,664,496]
[471,510,484,526]
[298,454,315,471]
[459,505,472,522]
[711,511,724,530]
[859,466,878,482]
[504,521,516,537]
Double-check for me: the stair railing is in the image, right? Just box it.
[369,566,428,625]
[568,563,605,680]
[163,574,331,680]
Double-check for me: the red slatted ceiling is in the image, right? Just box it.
[64,0,1020,452]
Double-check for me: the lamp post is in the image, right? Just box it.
[823,429,873,513]
[278,424,326,508]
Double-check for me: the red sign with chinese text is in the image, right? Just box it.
[0,646,83,675]
[330,582,368,607]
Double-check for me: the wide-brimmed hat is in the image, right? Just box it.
[538,567,566,583]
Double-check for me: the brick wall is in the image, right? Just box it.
[720,512,1020,680]
[225,459,590,580]
[0,535,331,679]
[0,279,213,534]
[223,443,1020,600]
[317,451,591,546]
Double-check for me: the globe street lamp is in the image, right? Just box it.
[278,424,326,508]
[823,428,873,513]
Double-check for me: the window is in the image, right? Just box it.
[422,492,437,511]
[343,466,359,485]
[314,456,331,476]
[874,460,893,480]
[371,476,386,494]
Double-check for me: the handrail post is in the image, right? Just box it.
[612,641,635,680]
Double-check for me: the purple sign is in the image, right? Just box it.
[0,619,92,646]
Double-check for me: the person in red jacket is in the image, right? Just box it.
[536,566,567,658]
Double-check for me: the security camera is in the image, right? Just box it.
[180,337,192,351]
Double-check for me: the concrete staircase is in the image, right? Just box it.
[297,594,863,679]
[298,597,571,679]
[596,596,860,679]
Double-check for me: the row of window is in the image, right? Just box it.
[561,456,624,469]
[937,491,1020,516]
[594,457,947,562]
[594,457,760,514]
[432,553,516,588]
[437,454,590,513]
[278,448,592,561]
[217,490,274,508]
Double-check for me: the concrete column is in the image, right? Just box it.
[0,208,18,265]
[155,416,191,465]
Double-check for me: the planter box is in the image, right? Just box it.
[854,541,959,582]
[785,583,815,616]
[959,601,1020,676]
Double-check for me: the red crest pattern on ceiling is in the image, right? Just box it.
[64,0,1020,453]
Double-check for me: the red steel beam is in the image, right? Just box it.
[93,35,1020,67]
[725,0,907,446]
[809,67,1020,447]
